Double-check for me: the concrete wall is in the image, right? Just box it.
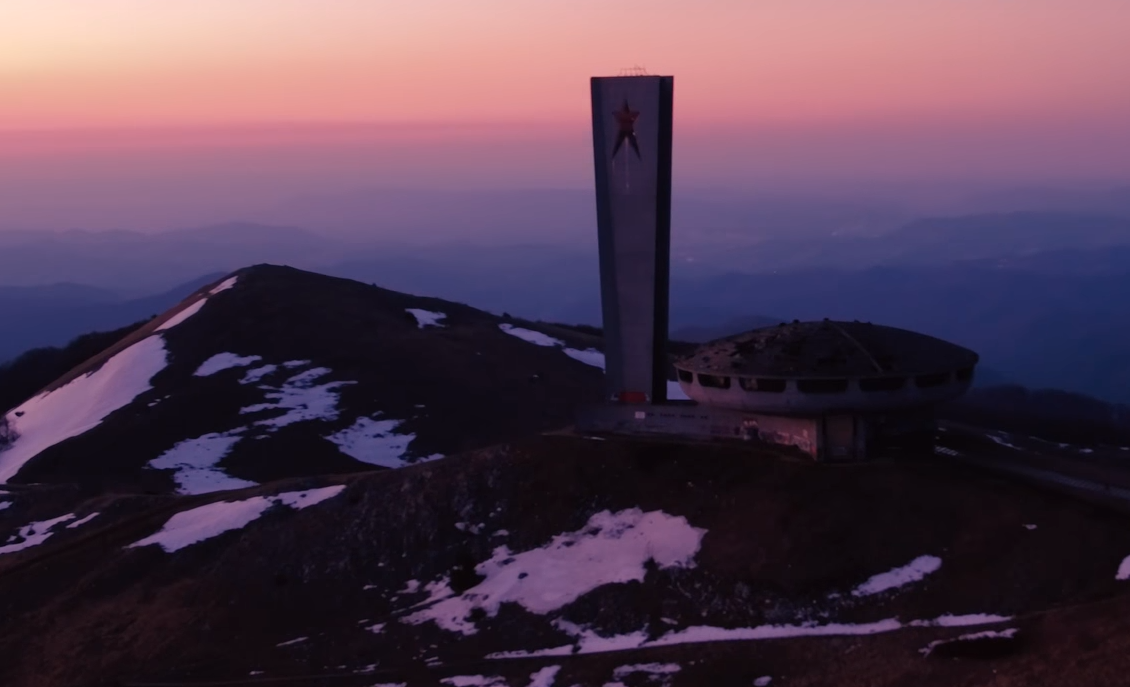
[676,373,973,414]
[576,403,945,461]
[591,75,674,403]
[575,403,820,458]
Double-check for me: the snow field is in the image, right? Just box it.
[127,485,345,553]
[497,324,690,401]
[487,612,1013,659]
[0,276,243,484]
[919,628,1017,656]
[612,663,680,686]
[325,415,442,469]
[1,334,168,483]
[851,555,943,596]
[0,514,76,555]
[148,431,255,495]
[209,276,239,295]
[526,666,561,687]
[151,361,436,494]
[194,353,263,377]
[155,300,207,332]
[403,508,705,635]
[407,308,447,328]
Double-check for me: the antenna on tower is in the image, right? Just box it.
[618,65,649,77]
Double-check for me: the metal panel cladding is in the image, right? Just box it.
[590,74,674,404]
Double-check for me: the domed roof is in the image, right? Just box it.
[674,320,978,379]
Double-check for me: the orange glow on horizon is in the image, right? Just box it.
[2,0,1129,132]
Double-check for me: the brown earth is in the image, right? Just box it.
[2,429,1130,686]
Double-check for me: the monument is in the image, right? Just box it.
[580,73,978,460]
[590,73,675,404]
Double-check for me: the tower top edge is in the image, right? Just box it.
[591,75,673,81]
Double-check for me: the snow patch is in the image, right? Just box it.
[403,508,705,635]
[851,555,942,597]
[909,613,1012,627]
[0,502,10,511]
[754,678,773,687]
[399,579,421,595]
[241,367,355,430]
[407,308,446,328]
[128,496,274,553]
[324,415,440,468]
[563,348,606,369]
[496,325,690,401]
[241,365,278,384]
[151,365,362,493]
[526,665,561,687]
[366,622,386,634]
[986,433,1021,450]
[499,324,606,371]
[209,276,239,295]
[65,512,100,529]
[155,299,207,331]
[1117,556,1130,581]
[148,430,255,495]
[919,628,1017,656]
[127,486,345,553]
[0,514,77,555]
[276,636,308,647]
[488,613,1011,658]
[1,335,168,484]
[499,324,564,347]
[441,677,506,687]
[613,663,680,685]
[1023,524,1037,531]
[273,485,346,510]
[613,663,680,678]
[282,359,311,368]
[194,353,262,377]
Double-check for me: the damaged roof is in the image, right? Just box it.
[674,320,979,379]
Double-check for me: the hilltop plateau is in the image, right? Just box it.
[1,265,1130,687]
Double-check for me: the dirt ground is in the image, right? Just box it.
[3,431,1130,686]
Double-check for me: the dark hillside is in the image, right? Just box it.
[0,265,607,494]
[3,433,1130,686]
[942,385,1130,447]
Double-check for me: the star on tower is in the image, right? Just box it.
[612,100,641,160]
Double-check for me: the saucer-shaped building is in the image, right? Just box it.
[672,320,978,459]
[577,73,981,460]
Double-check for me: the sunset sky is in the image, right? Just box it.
[2,1,1129,231]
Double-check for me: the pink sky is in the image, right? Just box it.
[4,0,1129,128]
[2,1,1129,231]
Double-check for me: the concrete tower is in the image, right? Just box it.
[591,74,674,404]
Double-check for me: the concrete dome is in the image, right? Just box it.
[672,320,978,414]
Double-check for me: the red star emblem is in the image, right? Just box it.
[612,101,641,159]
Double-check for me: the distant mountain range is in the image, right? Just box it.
[0,273,223,364]
[2,207,1130,292]
[3,208,1130,402]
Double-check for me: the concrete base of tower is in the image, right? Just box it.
[574,403,939,461]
